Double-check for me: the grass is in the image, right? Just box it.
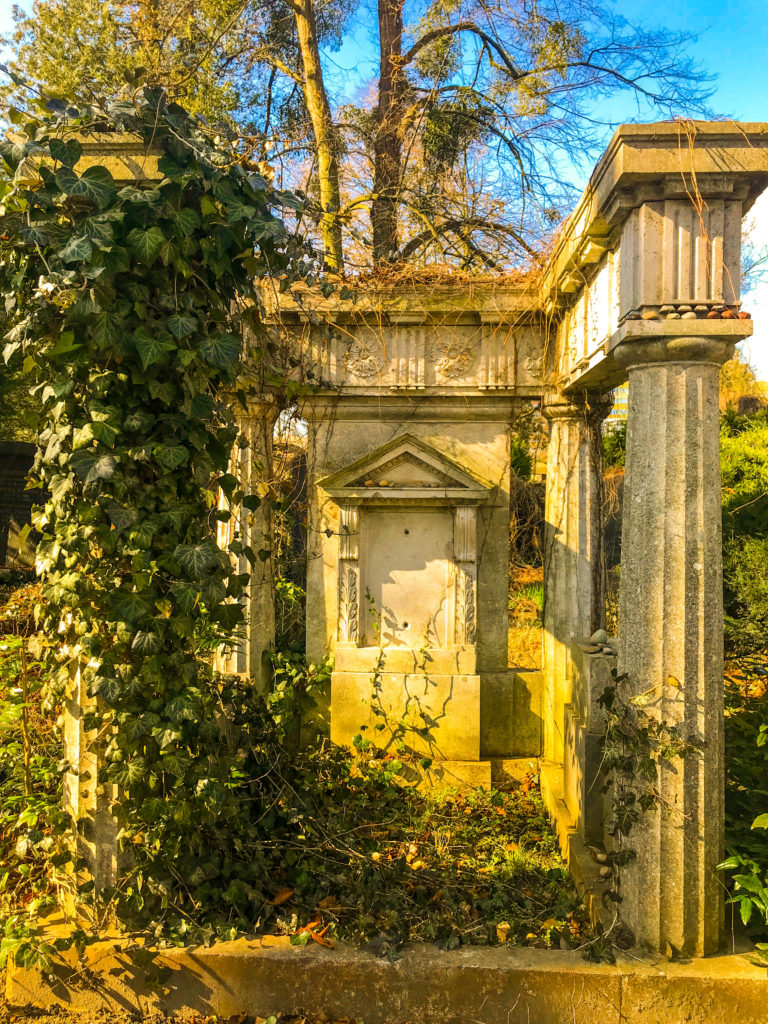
[508,568,544,670]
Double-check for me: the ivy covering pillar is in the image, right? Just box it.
[616,332,733,956]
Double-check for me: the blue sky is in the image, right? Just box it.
[1,0,767,373]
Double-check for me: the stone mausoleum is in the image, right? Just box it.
[67,123,768,958]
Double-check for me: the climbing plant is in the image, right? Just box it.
[596,668,694,952]
[0,88,313,934]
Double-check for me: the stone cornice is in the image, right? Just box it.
[541,121,768,311]
[564,318,751,391]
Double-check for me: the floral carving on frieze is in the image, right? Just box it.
[432,335,477,381]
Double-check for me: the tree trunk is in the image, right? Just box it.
[293,0,344,271]
[372,0,407,265]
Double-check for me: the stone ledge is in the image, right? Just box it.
[6,935,768,1024]
[566,317,752,390]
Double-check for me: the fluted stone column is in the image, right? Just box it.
[542,393,610,763]
[62,658,119,918]
[616,334,733,956]
[216,399,279,691]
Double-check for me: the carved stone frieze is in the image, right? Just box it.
[346,332,385,379]
[431,332,479,381]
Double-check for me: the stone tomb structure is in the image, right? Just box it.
[288,293,546,788]
[273,122,768,957]
[61,123,768,958]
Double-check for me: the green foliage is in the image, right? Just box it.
[510,434,533,480]
[508,582,543,621]
[267,650,331,749]
[721,410,768,655]
[720,661,768,947]
[0,361,40,440]
[601,422,626,468]
[0,586,75,971]
[0,614,586,953]
[0,88,312,946]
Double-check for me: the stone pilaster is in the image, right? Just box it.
[615,333,733,956]
[62,658,119,914]
[542,392,609,764]
[216,399,279,692]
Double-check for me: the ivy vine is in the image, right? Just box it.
[595,668,694,952]
[0,88,312,939]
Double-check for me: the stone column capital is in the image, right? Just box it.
[541,392,585,421]
[614,333,735,371]
[541,390,612,424]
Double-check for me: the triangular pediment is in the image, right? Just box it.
[319,435,490,504]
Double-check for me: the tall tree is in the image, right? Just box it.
[371,0,408,264]
[361,0,711,265]
[3,0,710,271]
[292,0,344,269]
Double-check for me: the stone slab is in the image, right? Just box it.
[7,936,768,1024]
[481,671,543,757]
[330,671,481,761]
[335,646,477,675]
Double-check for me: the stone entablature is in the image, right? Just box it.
[540,123,768,391]
[277,286,546,396]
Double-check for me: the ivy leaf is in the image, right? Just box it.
[127,518,157,549]
[102,247,131,274]
[72,423,95,450]
[91,420,119,446]
[149,380,177,405]
[210,602,243,629]
[58,234,93,263]
[105,503,138,532]
[56,165,116,209]
[156,445,188,471]
[128,226,166,265]
[107,758,147,787]
[132,328,176,368]
[131,630,162,654]
[189,393,214,418]
[174,542,220,579]
[171,208,200,236]
[92,676,122,704]
[70,450,117,486]
[82,217,115,248]
[165,694,199,722]
[115,592,152,623]
[200,333,240,367]
[166,313,197,339]
[92,311,124,350]
[170,581,201,614]
[123,409,155,432]
[49,137,83,167]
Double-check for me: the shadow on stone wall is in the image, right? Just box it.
[0,440,38,568]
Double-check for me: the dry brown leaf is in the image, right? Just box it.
[267,887,295,905]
